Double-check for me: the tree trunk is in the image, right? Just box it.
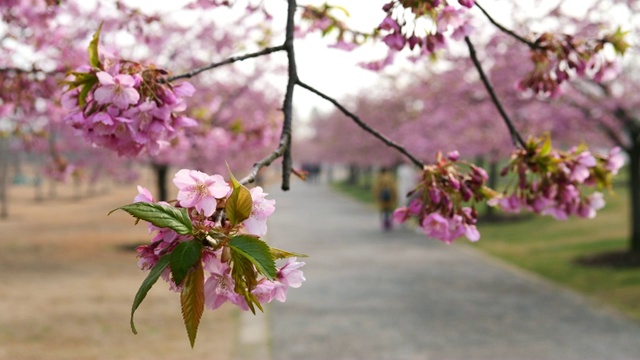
[628,144,640,253]
[153,163,169,201]
[347,164,360,185]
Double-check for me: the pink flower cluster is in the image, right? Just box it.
[393,151,489,244]
[377,1,474,56]
[490,138,624,220]
[203,251,305,310]
[62,53,197,157]
[134,169,304,311]
[517,32,626,97]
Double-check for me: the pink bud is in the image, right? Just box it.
[407,34,420,50]
[393,207,410,224]
[460,184,472,202]
[449,177,461,190]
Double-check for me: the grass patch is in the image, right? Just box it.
[471,187,640,321]
[335,178,640,321]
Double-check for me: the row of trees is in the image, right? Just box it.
[305,1,640,250]
[1,0,638,346]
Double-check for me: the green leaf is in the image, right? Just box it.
[229,235,276,280]
[539,135,552,156]
[226,185,253,226]
[225,162,252,226]
[130,254,170,334]
[226,162,241,189]
[109,202,193,235]
[181,262,205,348]
[88,22,104,69]
[170,241,203,287]
[228,248,262,314]
[270,247,308,260]
[78,76,98,107]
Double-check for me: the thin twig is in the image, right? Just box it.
[239,133,291,185]
[474,1,541,50]
[465,36,527,149]
[166,45,286,82]
[296,79,425,169]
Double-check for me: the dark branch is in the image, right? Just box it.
[278,0,298,191]
[296,80,425,169]
[474,1,540,50]
[166,45,286,82]
[465,36,527,149]
[239,133,291,185]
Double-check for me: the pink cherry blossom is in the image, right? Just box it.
[203,251,239,310]
[393,207,410,223]
[134,185,154,203]
[606,147,625,175]
[272,257,306,302]
[173,169,231,217]
[580,192,606,219]
[382,33,406,51]
[242,186,276,237]
[421,212,451,242]
[464,223,480,242]
[378,16,400,32]
[408,198,423,215]
[437,7,466,34]
[93,71,140,109]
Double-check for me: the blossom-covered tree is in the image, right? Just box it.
[1,0,633,347]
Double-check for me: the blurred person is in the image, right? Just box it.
[373,167,398,231]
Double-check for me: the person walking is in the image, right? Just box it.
[373,167,398,231]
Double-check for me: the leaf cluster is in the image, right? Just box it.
[111,169,305,347]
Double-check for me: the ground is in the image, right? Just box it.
[0,174,238,360]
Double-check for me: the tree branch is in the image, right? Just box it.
[296,80,425,169]
[278,0,298,191]
[474,1,541,50]
[465,36,527,149]
[166,45,286,82]
[239,133,291,185]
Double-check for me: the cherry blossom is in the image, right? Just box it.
[93,72,140,109]
[173,169,230,217]
[242,187,276,237]
[128,168,305,323]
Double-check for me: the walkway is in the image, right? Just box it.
[259,182,640,360]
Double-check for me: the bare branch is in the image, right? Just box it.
[465,36,527,149]
[239,133,291,186]
[166,45,286,82]
[278,0,299,191]
[474,1,541,50]
[296,79,425,169]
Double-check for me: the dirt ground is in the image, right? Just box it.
[0,172,239,360]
